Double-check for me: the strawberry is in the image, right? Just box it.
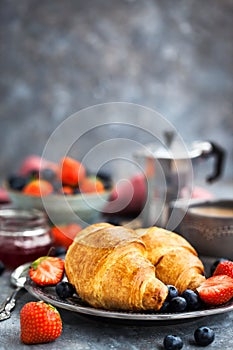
[60,185,74,195]
[213,260,233,279]
[197,275,233,305]
[51,223,82,249]
[23,179,53,196]
[60,157,86,186]
[79,176,105,194]
[29,256,64,286]
[20,301,62,344]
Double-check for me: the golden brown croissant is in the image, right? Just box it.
[136,227,206,293]
[65,223,168,311]
[65,223,205,311]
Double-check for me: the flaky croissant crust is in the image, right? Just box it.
[65,223,205,312]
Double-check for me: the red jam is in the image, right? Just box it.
[0,209,53,269]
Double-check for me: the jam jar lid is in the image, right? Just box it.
[0,208,49,237]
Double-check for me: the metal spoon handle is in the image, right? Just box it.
[0,286,22,321]
[0,310,11,321]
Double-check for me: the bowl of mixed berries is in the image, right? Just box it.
[4,155,112,225]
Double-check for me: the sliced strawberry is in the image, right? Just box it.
[29,256,64,286]
[213,260,233,279]
[197,275,233,305]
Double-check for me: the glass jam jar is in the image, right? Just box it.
[0,208,53,269]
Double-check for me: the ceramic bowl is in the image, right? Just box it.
[5,186,111,226]
[171,199,233,259]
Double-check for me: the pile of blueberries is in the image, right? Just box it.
[160,285,201,313]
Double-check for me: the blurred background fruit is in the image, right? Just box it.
[51,223,82,249]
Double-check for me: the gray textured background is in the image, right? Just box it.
[0,0,232,182]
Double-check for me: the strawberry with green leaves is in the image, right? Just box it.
[197,275,233,305]
[20,301,62,344]
[29,256,64,286]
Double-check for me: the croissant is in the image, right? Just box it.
[136,227,206,293]
[65,223,168,311]
[65,223,205,311]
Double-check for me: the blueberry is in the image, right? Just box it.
[7,174,27,191]
[166,285,179,301]
[169,296,187,313]
[56,281,75,299]
[73,187,81,194]
[181,289,201,310]
[0,261,5,275]
[163,335,183,350]
[51,180,62,193]
[194,326,215,346]
[210,258,228,276]
[40,168,56,182]
[96,170,112,190]
[96,170,111,181]
[27,169,39,179]
[54,246,67,257]
[159,301,170,313]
